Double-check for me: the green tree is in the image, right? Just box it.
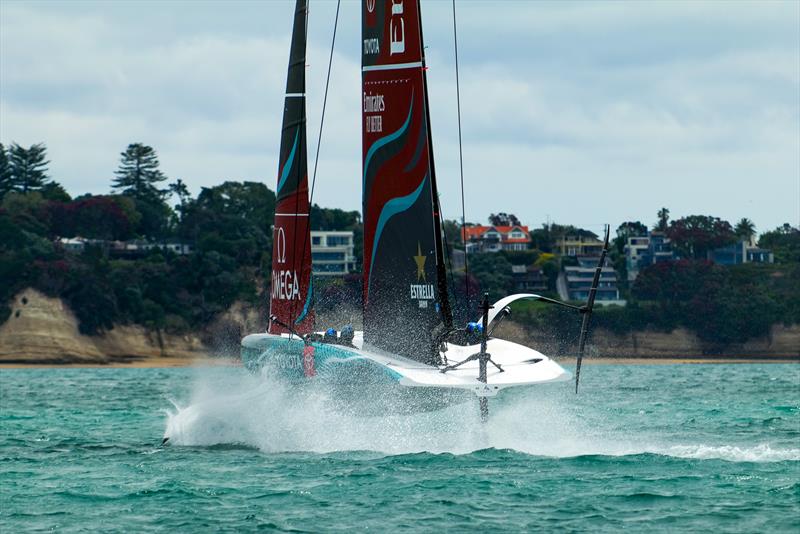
[8,142,50,193]
[758,224,800,263]
[0,143,12,199]
[112,143,167,201]
[734,218,756,243]
[655,207,670,232]
[40,182,71,202]
[441,219,462,247]
[179,181,276,266]
[468,252,513,300]
[488,212,521,226]
[614,221,648,253]
[667,215,736,259]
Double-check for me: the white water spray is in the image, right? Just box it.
[163,368,799,463]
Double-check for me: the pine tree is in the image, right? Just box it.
[112,143,167,201]
[0,143,12,199]
[8,142,50,193]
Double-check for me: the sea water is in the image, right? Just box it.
[1,364,798,532]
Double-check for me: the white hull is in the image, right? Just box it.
[241,329,571,399]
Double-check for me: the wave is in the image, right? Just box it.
[657,443,800,462]
[162,369,799,463]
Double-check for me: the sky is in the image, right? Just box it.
[1,0,798,236]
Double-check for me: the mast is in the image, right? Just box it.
[361,0,452,362]
[268,0,314,335]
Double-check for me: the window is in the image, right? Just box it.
[312,252,345,261]
[312,236,321,245]
[314,263,346,273]
[326,235,351,246]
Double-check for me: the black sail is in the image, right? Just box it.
[268,0,314,335]
[361,0,452,363]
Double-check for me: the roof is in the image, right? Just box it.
[461,225,531,242]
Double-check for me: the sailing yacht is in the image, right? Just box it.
[241,0,608,418]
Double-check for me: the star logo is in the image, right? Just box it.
[413,242,427,281]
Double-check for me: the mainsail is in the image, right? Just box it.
[361,0,452,362]
[269,0,314,335]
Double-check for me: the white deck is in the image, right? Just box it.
[243,330,571,398]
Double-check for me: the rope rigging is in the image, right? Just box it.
[451,0,470,314]
[289,0,340,329]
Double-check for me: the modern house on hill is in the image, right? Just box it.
[511,264,548,292]
[708,241,774,265]
[310,230,357,276]
[461,225,531,253]
[563,256,622,304]
[556,232,604,257]
[624,231,674,281]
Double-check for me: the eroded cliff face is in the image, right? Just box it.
[0,289,208,364]
[2,288,798,364]
[496,321,800,359]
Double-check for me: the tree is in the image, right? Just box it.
[442,219,462,247]
[488,212,521,227]
[179,181,276,266]
[0,143,12,199]
[169,179,190,208]
[8,142,50,193]
[758,224,800,263]
[112,143,167,201]
[734,218,756,243]
[655,207,670,232]
[614,221,648,253]
[40,182,71,203]
[468,252,513,300]
[667,215,736,260]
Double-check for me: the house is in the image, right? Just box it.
[556,232,604,257]
[511,264,547,292]
[461,225,531,253]
[311,230,357,276]
[564,256,622,303]
[58,237,87,253]
[624,231,674,281]
[708,241,774,265]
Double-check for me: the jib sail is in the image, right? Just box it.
[269,0,314,335]
[361,0,452,363]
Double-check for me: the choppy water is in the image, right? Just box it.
[1,364,798,532]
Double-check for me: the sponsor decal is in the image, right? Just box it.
[364,91,384,133]
[390,0,405,55]
[276,226,287,264]
[272,225,300,301]
[410,242,434,308]
[272,269,301,300]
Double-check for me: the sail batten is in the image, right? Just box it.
[269,0,314,336]
[361,0,451,363]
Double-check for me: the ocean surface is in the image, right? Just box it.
[1,363,798,532]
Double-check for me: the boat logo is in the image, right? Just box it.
[413,242,426,281]
[366,0,376,13]
[410,242,434,307]
[276,226,287,264]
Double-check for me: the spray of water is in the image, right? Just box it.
[163,368,799,462]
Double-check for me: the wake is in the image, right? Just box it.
[163,369,799,463]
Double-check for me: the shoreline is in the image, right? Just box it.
[0,356,241,369]
[0,355,796,369]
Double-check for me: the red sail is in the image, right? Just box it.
[361,0,451,362]
[269,0,314,335]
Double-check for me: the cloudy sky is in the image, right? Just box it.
[1,0,798,235]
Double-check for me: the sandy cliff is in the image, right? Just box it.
[0,289,209,364]
[1,288,797,364]
[497,320,800,359]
